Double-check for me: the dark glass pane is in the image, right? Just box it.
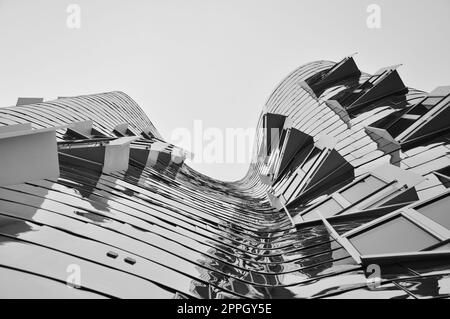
[387,118,415,137]
[349,216,439,255]
[340,176,386,203]
[416,195,450,230]
[406,103,429,116]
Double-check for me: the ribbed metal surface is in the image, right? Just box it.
[0,59,449,299]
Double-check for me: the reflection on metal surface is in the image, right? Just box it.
[0,57,449,299]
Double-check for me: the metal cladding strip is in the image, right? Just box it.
[0,57,449,299]
[1,91,161,139]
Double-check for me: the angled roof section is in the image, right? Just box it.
[141,127,155,139]
[300,55,361,98]
[285,136,355,208]
[309,56,360,88]
[274,128,314,180]
[318,55,360,85]
[263,113,287,155]
[113,123,136,137]
[64,120,108,140]
[395,86,450,148]
[130,140,188,170]
[59,136,139,173]
[342,65,407,113]
[291,149,354,204]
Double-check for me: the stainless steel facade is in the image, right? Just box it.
[0,57,449,299]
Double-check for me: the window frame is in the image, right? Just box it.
[339,190,450,265]
[396,94,450,143]
[294,169,407,224]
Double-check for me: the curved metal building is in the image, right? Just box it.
[0,57,449,299]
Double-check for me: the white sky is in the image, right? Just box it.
[1,0,449,181]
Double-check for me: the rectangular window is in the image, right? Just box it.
[340,175,386,203]
[416,195,450,230]
[349,216,439,255]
